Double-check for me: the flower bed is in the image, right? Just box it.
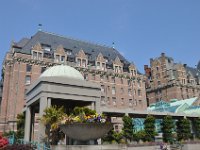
[0,135,8,149]
[59,107,112,141]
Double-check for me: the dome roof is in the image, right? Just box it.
[40,65,84,80]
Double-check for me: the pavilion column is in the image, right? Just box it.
[95,97,101,114]
[47,97,51,107]
[91,102,95,110]
[38,96,48,143]
[24,106,31,141]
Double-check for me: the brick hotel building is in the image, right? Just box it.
[0,31,147,131]
[145,53,200,105]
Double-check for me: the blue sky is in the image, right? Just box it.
[0,0,200,73]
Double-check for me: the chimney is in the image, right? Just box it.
[144,65,149,70]
[161,53,165,57]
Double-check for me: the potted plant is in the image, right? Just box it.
[59,107,112,142]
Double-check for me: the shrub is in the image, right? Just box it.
[144,115,156,142]
[194,118,200,139]
[122,115,134,143]
[161,115,175,143]
[176,118,191,141]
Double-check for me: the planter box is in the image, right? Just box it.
[60,123,112,141]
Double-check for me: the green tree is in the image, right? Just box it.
[41,106,65,145]
[144,115,156,142]
[16,113,25,139]
[122,115,134,143]
[161,115,175,143]
[176,118,191,141]
[102,128,123,144]
[194,118,200,139]
[134,130,146,142]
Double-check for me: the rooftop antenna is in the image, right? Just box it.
[38,24,42,31]
[112,42,115,49]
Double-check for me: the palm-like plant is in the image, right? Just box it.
[41,106,65,145]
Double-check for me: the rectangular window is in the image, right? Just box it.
[129,99,133,107]
[77,59,81,67]
[101,85,105,93]
[128,89,132,96]
[112,97,116,106]
[61,56,65,62]
[97,62,100,66]
[102,63,106,70]
[121,88,124,94]
[33,51,37,60]
[131,70,134,76]
[112,77,115,83]
[114,66,118,73]
[101,96,105,105]
[25,75,31,85]
[38,52,42,60]
[112,87,116,95]
[55,55,60,62]
[121,98,124,105]
[82,59,86,67]
[107,97,110,105]
[134,70,136,75]
[66,50,72,55]
[138,89,141,96]
[26,64,32,72]
[139,100,142,105]
[107,86,110,92]
[119,66,122,73]
[96,62,100,69]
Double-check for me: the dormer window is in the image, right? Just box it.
[41,44,51,51]
[33,51,37,60]
[102,63,106,70]
[115,66,118,73]
[97,62,100,69]
[55,55,60,62]
[119,66,122,73]
[61,56,65,62]
[38,52,42,60]
[66,49,72,55]
[131,70,134,76]
[77,59,81,67]
[32,51,43,60]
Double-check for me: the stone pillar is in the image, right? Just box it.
[95,98,101,114]
[38,96,48,143]
[91,102,95,110]
[24,106,31,141]
[47,97,51,107]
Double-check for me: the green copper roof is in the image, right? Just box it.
[147,97,199,114]
[170,97,197,107]
[40,65,84,80]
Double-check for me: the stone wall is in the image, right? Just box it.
[51,143,200,150]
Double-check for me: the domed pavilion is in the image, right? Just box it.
[24,65,101,143]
